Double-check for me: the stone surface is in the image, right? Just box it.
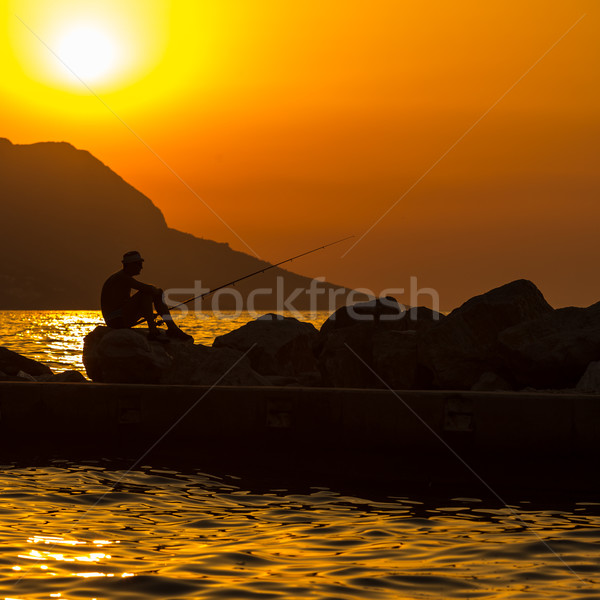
[316,298,444,389]
[499,302,600,389]
[315,298,443,389]
[577,361,600,393]
[83,326,267,385]
[419,279,553,389]
[399,306,446,332]
[317,322,379,388]
[213,314,319,377]
[0,347,52,377]
[161,342,268,386]
[371,330,424,390]
[319,297,404,335]
[319,297,443,335]
[37,370,88,383]
[16,370,37,381]
[316,324,433,390]
[471,371,513,392]
[83,327,172,384]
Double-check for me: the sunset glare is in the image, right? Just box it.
[54,24,118,84]
[6,0,170,95]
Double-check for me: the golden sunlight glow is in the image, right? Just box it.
[53,23,118,84]
[6,0,172,96]
[14,534,128,582]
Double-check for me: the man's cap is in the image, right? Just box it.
[122,251,144,264]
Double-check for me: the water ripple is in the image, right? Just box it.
[0,462,598,599]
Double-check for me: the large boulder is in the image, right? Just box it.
[470,371,513,392]
[161,342,268,386]
[320,297,404,334]
[83,326,267,385]
[576,361,600,393]
[419,279,553,389]
[319,323,432,390]
[83,327,172,383]
[36,370,88,383]
[498,302,600,389]
[317,322,380,388]
[317,325,433,390]
[213,314,319,377]
[371,330,428,390]
[319,297,442,335]
[0,347,52,377]
[315,299,441,389]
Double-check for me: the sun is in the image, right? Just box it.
[7,0,174,96]
[54,23,118,84]
[5,0,211,110]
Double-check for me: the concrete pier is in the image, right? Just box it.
[0,383,598,459]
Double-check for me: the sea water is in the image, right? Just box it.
[0,310,331,373]
[0,460,599,600]
[0,312,599,599]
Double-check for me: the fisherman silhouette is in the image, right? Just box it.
[101,251,193,342]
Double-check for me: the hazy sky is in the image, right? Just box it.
[2,0,598,309]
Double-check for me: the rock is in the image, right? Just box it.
[319,297,443,335]
[576,361,600,393]
[499,302,600,389]
[315,298,443,385]
[161,343,268,386]
[371,330,427,390]
[471,371,513,392]
[0,375,28,382]
[401,306,446,332]
[60,370,87,383]
[319,297,404,334]
[213,314,319,377]
[316,298,441,389]
[36,370,88,383]
[264,375,301,386]
[0,347,52,377]
[316,324,431,390]
[16,370,37,381]
[317,322,380,388]
[419,279,553,389]
[83,327,172,383]
[83,326,267,385]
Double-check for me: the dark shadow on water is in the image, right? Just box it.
[2,445,600,511]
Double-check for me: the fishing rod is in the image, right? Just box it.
[170,234,354,311]
[136,235,354,325]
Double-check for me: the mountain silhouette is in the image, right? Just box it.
[0,138,353,310]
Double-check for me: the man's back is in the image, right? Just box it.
[101,270,135,320]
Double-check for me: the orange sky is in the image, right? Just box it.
[2,0,598,310]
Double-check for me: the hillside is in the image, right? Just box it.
[0,138,352,310]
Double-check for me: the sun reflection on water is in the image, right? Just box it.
[12,534,132,584]
[0,310,330,374]
[0,311,104,373]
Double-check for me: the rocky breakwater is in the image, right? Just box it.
[213,314,320,386]
[315,297,443,389]
[82,314,320,386]
[80,279,600,391]
[0,347,86,382]
[418,279,553,390]
[314,280,600,392]
[83,327,267,385]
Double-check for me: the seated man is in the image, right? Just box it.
[101,251,193,341]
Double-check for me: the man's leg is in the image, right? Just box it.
[122,291,159,332]
[152,289,193,341]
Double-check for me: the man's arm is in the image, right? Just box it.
[128,276,158,294]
